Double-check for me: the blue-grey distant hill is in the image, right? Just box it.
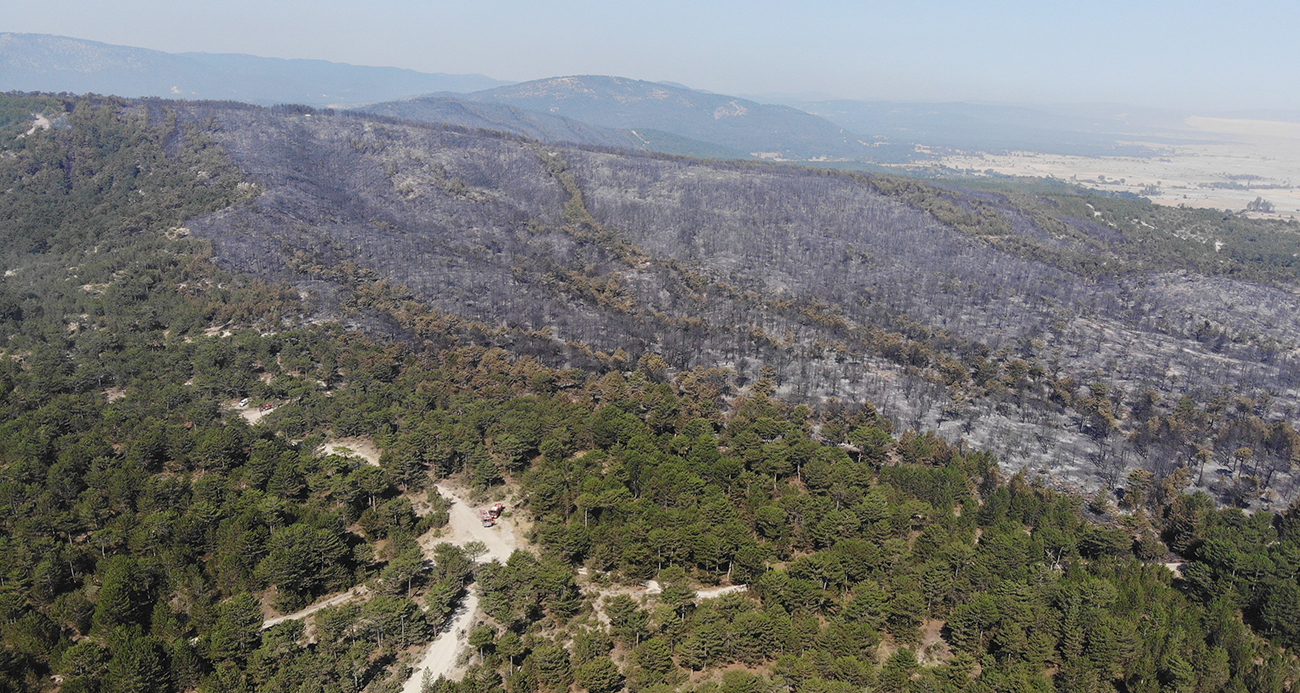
[0,33,508,106]
[356,95,752,159]
[454,75,873,161]
[357,96,644,149]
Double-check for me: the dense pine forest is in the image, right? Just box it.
[0,93,1297,693]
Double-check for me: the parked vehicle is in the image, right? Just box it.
[480,502,506,527]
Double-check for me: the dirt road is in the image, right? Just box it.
[401,484,520,691]
[585,581,748,626]
[225,399,271,425]
[254,480,519,690]
[261,586,368,631]
[427,484,517,562]
[401,588,480,693]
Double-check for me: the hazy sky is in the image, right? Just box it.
[7,0,1299,110]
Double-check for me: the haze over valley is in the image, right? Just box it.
[5,32,1297,218]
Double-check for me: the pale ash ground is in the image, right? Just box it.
[927,117,1300,219]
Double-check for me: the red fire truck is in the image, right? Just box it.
[480,502,506,527]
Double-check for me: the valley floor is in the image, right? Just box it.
[931,117,1300,218]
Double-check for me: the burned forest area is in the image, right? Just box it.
[4,94,1300,693]
[189,101,1300,507]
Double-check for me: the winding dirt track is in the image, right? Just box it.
[401,485,519,693]
[255,481,518,693]
[261,586,368,631]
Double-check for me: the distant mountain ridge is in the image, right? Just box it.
[355,94,754,159]
[356,95,645,149]
[0,33,508,105]
[2,35,871,162]
[455,75,872,160]
[3,34,1220,163]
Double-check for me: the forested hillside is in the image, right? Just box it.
[355,96,750,160]
[176,100,1300,505]
[452,76,869,161]
[355,97,645,151]
[0,94,1297,693]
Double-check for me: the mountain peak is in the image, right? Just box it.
[474,75,717,107]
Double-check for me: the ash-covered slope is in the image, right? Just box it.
[184,102,1300,495]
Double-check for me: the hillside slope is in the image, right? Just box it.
[458,76,871,160]
[356,95,644,149]
[181,102,1300,500]
[2,93,1299,693]
[356,95,752,158]
[0,33,506,105]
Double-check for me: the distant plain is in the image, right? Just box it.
[931,117,1300,219]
